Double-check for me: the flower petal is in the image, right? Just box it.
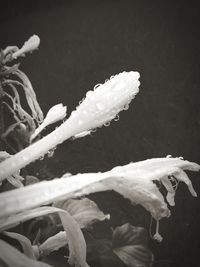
[54,198,110,228]
[161,176,176,206]
[38,231,67,257]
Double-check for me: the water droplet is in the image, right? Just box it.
[86,91,93,97]
[104,121,110,127]
[114,115,120,121]
[94,83,101,90]
[123,104,129,110]
[79,98,85,105]
[39,155,44,161]
[47,149,55,158]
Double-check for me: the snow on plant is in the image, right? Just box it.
[0,35,199,267]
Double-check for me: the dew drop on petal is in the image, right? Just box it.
[86,91,93,97]
[47,149,55,158]
[123,104,129,110]
[39,155,44,161]
[114,114,120,121]
[94,83,101,90]
[104,121,110,127]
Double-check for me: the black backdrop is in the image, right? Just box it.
[0,1,200,266]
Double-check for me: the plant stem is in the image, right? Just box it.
[0,119,76,181]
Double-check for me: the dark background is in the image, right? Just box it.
[0,1,200,266]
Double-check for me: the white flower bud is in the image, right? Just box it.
[31,103,67,140]
[67,71,140,134]
[0,71,140,180]
[12,35,40,59]
[44,104,67,125]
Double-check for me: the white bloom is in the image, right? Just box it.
[68,71,140,135]
[12,35,40,59]
[31,104,67,140]
[0,71,139,179]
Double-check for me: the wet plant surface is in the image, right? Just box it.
[0,1,200,267]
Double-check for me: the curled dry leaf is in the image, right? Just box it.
[113,223,154,267]
[54,197,110,228]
